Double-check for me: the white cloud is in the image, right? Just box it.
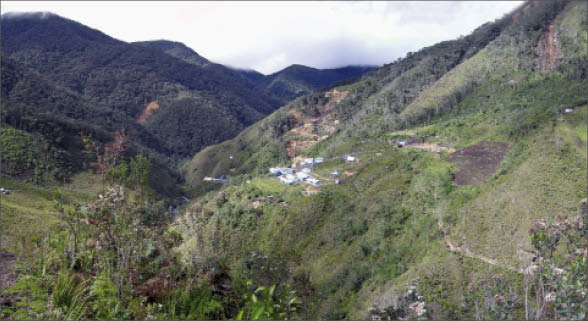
[1,1,523,74]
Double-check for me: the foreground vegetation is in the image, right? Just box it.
[0,134,302,320]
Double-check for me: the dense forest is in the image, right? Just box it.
[1,0,587,320]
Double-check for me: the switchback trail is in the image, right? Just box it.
[437,213,528,274]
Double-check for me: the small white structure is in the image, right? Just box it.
[302,158,314,165]
[564,108,573,113]
[296,172,310,180]
[315,157,324,164]
[270,167,293,175]
[306,178,321,186]
[397,140,408,147]
[280,168,294,175]
[331,170,340,177]
[280,174,298,185]
[229,155,234,160]
[203,176,213,181]
[344,155,356,162]
[302,167,312,173]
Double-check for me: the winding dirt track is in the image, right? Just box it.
[437,213,535,274]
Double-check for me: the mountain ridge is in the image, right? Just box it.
[136,39,377,103]
[1,12,282,161]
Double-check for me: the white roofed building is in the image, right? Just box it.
[279,174,298,185]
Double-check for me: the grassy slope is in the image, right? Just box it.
[181,5,519,188]
[0,173,99,255]
[174,1,587,319]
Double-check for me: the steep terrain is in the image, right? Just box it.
[181,4,514,186]
[235,68,266,82]
[134,40,211,67]
[1,12,282,161]
[137,40,376,105]
[1,1,586,320]
[255,64,376,102]
[176,1,587,319]
[1,58,182,196]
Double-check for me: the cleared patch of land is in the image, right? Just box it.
[445,141,509,186]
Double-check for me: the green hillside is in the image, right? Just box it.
[176,0,587,319]
[255,64,376,102]
[1,1,586,320]
[180,1,515,186]
[137,39,376,105]
[134,40,211,67]
[1,12,282,161]
[1,57,183,197]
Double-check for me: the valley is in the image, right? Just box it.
[1,1,587,320]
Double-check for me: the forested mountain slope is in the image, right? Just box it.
[1,57,183,196]
[137,40,376,104]
[1,12,282,160]
[254,64,377,102]
[176,1,587,319]
[134,40,211,67]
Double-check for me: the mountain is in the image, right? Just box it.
[177,0,587,319]
[1,12,282,161]
[1,1,586,320]
[134,40,211,67]
[136,39,375,104]
[254,64,377,101]
[1,57,183,196]
[235,68,266,82]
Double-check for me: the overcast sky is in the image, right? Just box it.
[1,1,523,74]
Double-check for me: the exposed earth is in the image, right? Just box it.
[0,249,18,308]
[445,141,509,186]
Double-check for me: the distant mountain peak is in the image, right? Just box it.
[1,10,120,50]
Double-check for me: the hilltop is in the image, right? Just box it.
[254,64,377,102]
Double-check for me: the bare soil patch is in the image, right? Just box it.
[344,170,356,177]
[136,101,160,124]
[445,141,509,186]
[0,249,19,307]
[302,186,321,196]
[537,21,562,70]
[284,89,348,157]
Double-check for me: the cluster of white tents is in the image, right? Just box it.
[278,173,322,186]
[270,158,325,186]
[299,157,324,167]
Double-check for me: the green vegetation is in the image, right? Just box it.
[1,135,301,320]
[174,1,587,319]
[2,0,587,319]
[1,12,282,163]
[1,127,35,176]
[254,64,376,102]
